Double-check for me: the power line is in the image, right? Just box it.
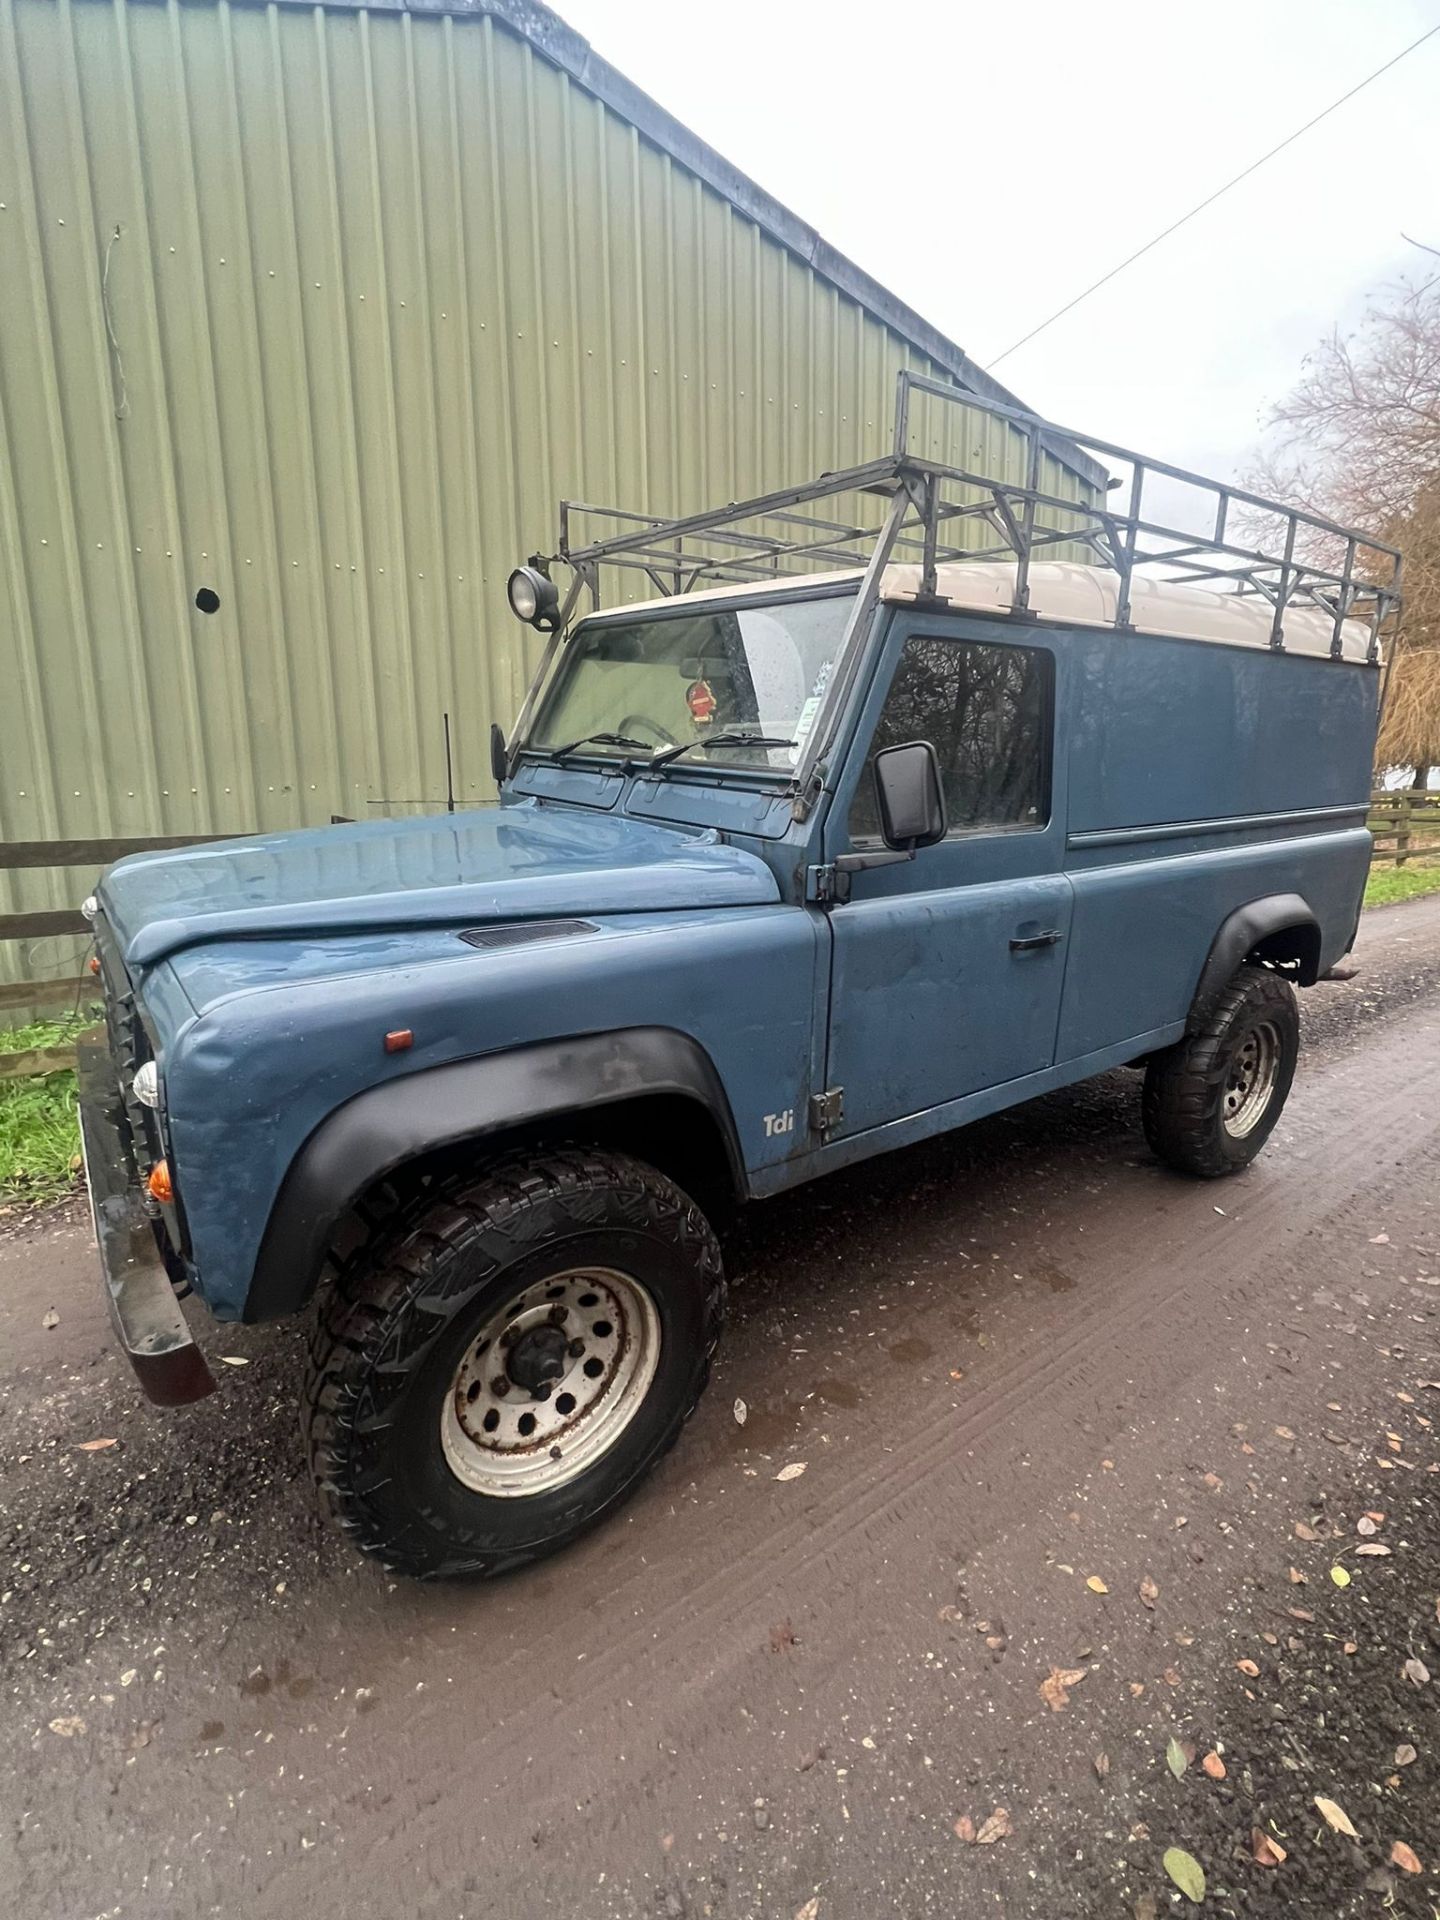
[987,20,1440,370]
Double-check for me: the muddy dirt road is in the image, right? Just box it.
[3,899,1438,1919]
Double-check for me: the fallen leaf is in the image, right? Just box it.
[1288,1606,1315,1622]
[1356,1515,1377,1536]
[1369,1232,1390,1244]
[1135,1896,1158,1920]
[1403,1657,1430,1687]
[775,1461,807,1483]
[1162,1845,1206,1903]
[1364,1509,1385,1523]
[1129,1681,1146,1698]
[42,1309,59,1329]
[1330,1566,1351,1588]
[794,1902,820,1920]
[1039,1665,1087,1711]
[1241,1441,1256,1455]
[769,1619,796,1653]
[1251,1828,1287,1867]
[1086,1575,1109,1594]
[733,1398,747,1426]
[1166,1736,1189,1779]
[1274,1425,1296,1441]
[48,1716,85,1738]
[1288,1566,1306,1585]
[1094,1751,1111,1778]
[953,1814,976,1843]
[1236,1658,1260,1677]
[1397,1390,1415,1404]
[1343,1641,1358,1655]
[1201,1751,1226,1780]
[1202,1472,1222,1490]
[1395,1743,1417,1767]
[218,1355,250,1368]
[1390,1841,1422,1875]
[974,1807,1012,1845]
[1355,1544,1391,1557]
[1314,1795,1358,1838]
[1294,1520,1320,1541]
[1163,1666,1182,1687]
[1139,1575,1159,1609]
[76,1439,118,1452]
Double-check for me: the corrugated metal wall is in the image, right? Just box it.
[0,0,1094,996]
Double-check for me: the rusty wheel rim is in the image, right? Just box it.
[439,1268,660,1498]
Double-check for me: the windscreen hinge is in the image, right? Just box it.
[806,863,848,906]
[809,1087,844,1135]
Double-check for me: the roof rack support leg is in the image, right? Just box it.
[1013,424,1042,613]
[1331,537,1356,660]
[1270,517,1296,650]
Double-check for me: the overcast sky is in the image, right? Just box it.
[557,0,1440,492]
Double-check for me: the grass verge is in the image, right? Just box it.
[1363,862,1440,908]
[0,1015,94,1208]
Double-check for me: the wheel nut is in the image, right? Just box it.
[548,1305,568,1325]
[499,1325,517,1348]
[491,1376,510,1397]
[532,1381,552,1402]
[567,1338,585,1358]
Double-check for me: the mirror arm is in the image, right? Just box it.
[824,845,916,905]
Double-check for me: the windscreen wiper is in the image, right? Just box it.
[646,731,798,770]
[545,731,655,760]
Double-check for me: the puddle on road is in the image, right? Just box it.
[815,1377,861,1409]
[238,1658,316,1702]
[1034,1259,1077,1294]
[885,1336,933,1365]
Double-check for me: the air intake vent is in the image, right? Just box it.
[459,919,598,951]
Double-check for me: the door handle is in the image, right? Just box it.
[1009,929,1063,952]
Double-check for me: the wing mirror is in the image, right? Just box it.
[873,740,947,850]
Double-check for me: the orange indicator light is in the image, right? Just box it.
[384,1029,414,1053]
[147,1160,174,1204]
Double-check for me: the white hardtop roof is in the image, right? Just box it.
[587,560,1377,664]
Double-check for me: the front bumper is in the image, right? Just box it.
[77,1032,216,1407]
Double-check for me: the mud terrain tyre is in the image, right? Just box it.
[1142,964,1299,1179]
[303,1149,724,1579]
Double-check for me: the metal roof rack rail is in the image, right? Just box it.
[542,370,1401,667]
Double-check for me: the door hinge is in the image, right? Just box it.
[809,1087,844,1134]
[806,863,849,906]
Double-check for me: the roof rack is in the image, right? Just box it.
[542,370,1400,666]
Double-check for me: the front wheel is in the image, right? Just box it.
[303,1149,724,1578]
[1142,964,1300,1178]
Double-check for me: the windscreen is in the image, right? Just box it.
[527,595,854,772]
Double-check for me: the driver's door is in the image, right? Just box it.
[820,613,1072,1139]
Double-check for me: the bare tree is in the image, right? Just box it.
[1245,268,1440,780]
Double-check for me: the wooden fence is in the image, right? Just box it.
[1366,790,1440,869]
[3,793,1439,1084]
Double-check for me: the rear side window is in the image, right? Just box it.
[850,633,1052,843]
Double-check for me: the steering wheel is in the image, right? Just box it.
[617,714,679,748]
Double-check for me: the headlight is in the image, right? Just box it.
[133,1061,160,1109]
[507,565,560,630]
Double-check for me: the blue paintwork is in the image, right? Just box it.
[91,591,1381,1326]
[97,803,779,970]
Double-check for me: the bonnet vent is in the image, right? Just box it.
[459,919,598,951]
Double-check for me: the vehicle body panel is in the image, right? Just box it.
[96,804,780,970]
[157,905,820,1320]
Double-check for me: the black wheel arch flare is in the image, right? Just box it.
[245,1028,746,1323]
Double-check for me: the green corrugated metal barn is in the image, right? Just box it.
[0,0,1100,999]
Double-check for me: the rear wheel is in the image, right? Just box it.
[303,1148,724,1578]
[1142,964,1299,1178]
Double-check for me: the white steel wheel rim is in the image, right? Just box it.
[440,1267,661,1499]
[1222,1020,1280,1138]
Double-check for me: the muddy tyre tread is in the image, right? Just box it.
[1142,963,1299,1179]
[301,1148,724,1579]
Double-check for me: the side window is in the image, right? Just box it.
[849,633,1052,844]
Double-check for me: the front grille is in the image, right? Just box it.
[459,919,597,951]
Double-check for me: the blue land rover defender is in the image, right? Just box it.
[78,375,1399,1578]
